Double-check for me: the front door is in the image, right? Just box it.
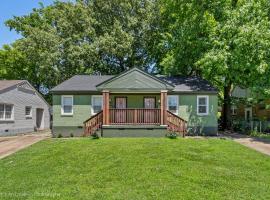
[245,107,252,122]
[144,97,155,123]
[36,108,44,130]
[115,97,127,123]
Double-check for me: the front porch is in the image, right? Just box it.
[84,91,187,137]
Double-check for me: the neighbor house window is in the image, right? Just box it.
[92,95,103,114]
[61,95,73,115]
[167,95,179,114]
[197,96,209,115]
[25,106,32,117]
[231,105,237,115]
[0,104,14,120]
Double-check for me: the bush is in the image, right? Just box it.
[166,132,178,139]
[91,133,99,139]
[70,133,74,137]
[57,133,63,138]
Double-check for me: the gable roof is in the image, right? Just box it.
[51,68,217,94]
[0,80,25,91]
[96,68,174,91]
[0,80,50,106]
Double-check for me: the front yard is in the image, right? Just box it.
[0,138,269,200]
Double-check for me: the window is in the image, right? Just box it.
[61,96,73,115]
[25,106,32,117]
[197,96,209,115]
[0,104,14,120]
[92,96,103,114]
[167,95,179,114]
[231,105,237,115]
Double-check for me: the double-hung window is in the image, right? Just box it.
[197,96,209,115]
[61,96,73,115]
[92,96,103,114]
[167,95,179,114]
[0,104,14,120]
[25,106,32,118]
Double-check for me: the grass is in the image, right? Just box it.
[0,138,270,200]
[249,131,270,140]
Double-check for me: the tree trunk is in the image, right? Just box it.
[222,83,232,130]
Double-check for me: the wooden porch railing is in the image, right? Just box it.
[83,111,103,136]
[109,108,161,125]
[167,110,187,137]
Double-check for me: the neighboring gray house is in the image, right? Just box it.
[0,80,50,136]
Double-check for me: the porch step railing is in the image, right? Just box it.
[167,110,187,137]
[109,108,161,125]
[83,111,103,136]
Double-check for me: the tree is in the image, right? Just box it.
[5,0,160,89]
[157,0,270,129]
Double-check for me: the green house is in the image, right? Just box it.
[51,68,218,137]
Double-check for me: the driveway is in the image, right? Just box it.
[0,132,50,159]
[222,132,270,156]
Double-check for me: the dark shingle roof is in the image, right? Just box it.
[51,75,114,92]
[51,74,217,93]
[158,76,218,93]
[0,80,25,91]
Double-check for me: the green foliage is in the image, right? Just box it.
[156,0,270,128]
[4,0,160,91]
[157,0,270,89]
[249,130,270,139]
[166,132,178,139]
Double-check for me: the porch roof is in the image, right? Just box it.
[51,68,217,94]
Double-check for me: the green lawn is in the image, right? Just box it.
[0,138,270,200]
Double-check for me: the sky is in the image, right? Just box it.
[0,0,62,47]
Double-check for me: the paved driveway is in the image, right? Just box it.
[0,132,50,159]
[222,132,270,156]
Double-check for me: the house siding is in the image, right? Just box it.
[176,94,218,135]
[110,94,161,108]
[52,95,92,137]
[0,87,50,136]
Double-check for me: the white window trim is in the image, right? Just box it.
[91,95,103,115]
[231,105,237,115]
[61,95,73,115]
[197,95,209,116]
[245,107,252,121]
[25,106,32,118]
[0,103,14,121]
[167,95,179,115]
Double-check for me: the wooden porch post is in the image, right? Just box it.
[102,90,110,125]
[160,90,168,125]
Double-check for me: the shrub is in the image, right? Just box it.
[57,133,63,138]
[166,132,178,139]
[91,133,99,139]
[70,133,74,137]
